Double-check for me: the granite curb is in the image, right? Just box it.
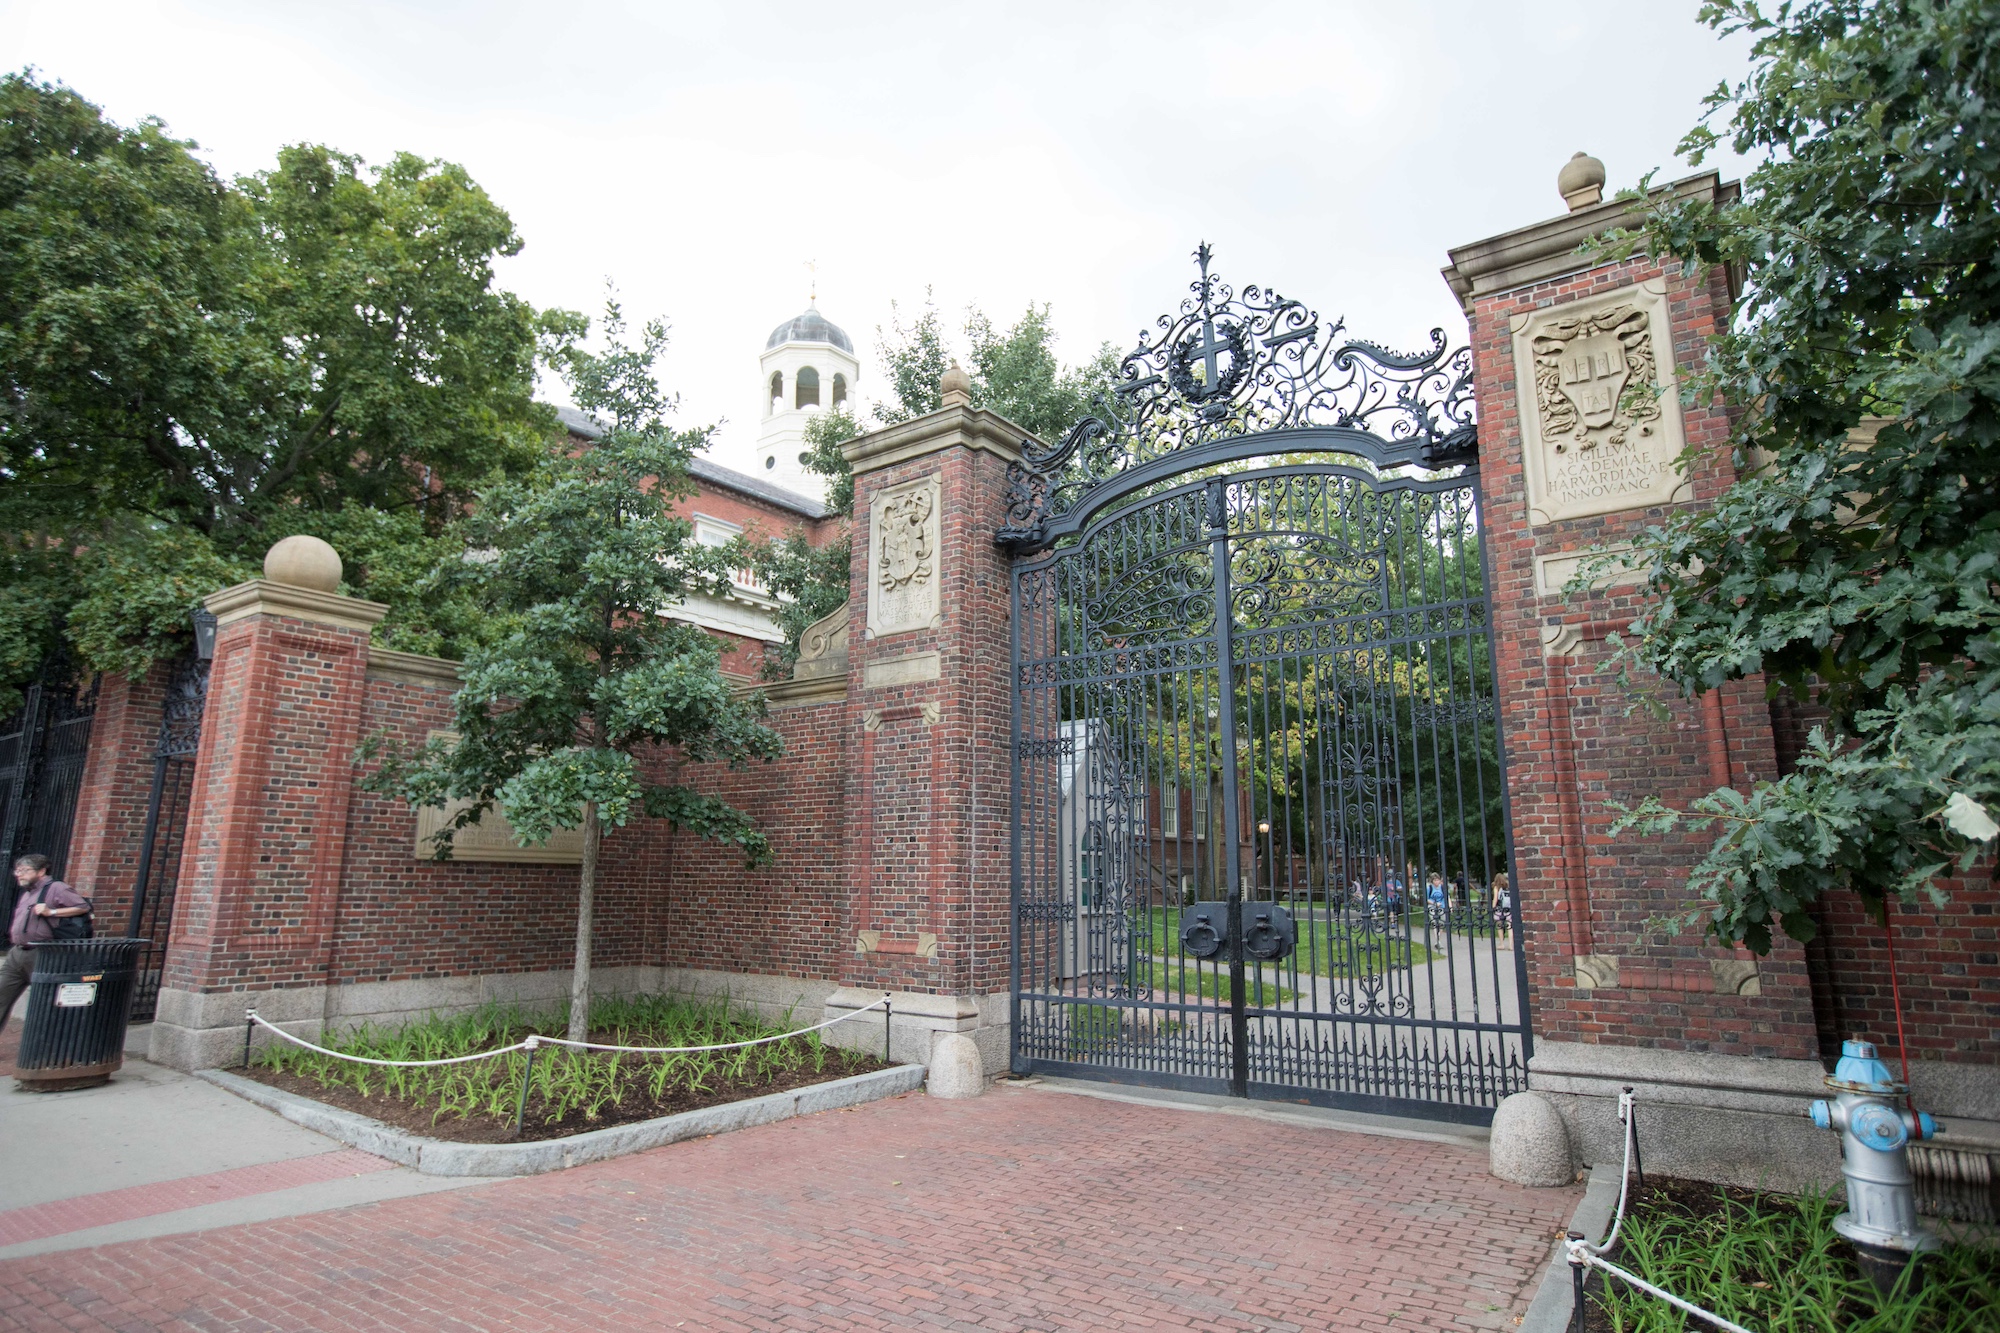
[1518,1166,1621,1333]
[197,1063,928,1177]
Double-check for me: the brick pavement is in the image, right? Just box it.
[0,1085,1579,1332]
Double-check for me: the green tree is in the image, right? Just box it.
[363,304,783,1041]
[965,303,1123,445]
[1598,0,2000,953]
[0,72,571,699]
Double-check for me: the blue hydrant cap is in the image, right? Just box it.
[1831,1038,1901,1093]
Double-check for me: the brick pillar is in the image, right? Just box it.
[1444,161,1837,1190]
[820,372,1020,1073]
[149,551,386,1070]
[65,661,173,928]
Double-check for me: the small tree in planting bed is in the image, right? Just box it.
[365,302,783,1042]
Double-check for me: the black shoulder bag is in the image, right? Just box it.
[37,882,93,942]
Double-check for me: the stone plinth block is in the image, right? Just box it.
[926,1032,984,1099]
[1490,1090,1575,1187]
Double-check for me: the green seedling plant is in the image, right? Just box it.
[1592,1183,1999,1333]
[257,993,875,1131]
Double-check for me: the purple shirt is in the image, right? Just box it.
[9,876,87,946]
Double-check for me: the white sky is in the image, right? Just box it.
[2,2,1757,464]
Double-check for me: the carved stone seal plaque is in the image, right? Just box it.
[1510,278,1690,525]
[866,474,942,638]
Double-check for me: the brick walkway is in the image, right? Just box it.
[0,1085,1578,1332]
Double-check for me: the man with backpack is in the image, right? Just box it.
[0,853,91,1038]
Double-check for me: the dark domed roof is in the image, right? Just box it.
[765,305,852,353]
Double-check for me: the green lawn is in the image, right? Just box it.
[1142,908,1435,977]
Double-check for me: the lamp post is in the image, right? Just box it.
[1257,820,1271,899]
[190,607,217,661]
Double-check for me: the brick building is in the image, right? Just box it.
[552,405,838,681]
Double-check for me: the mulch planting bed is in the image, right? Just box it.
[240,1052,893,1144]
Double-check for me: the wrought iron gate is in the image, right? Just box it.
[0,656,98,880]
[1003,248,1530,1123]
[128,654,209,1022]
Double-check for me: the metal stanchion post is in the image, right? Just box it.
[884,997,893,1063]
[1568,1232,1587,1333]
[514,1037,539,1137]
[1627,1087,1646,1192]
[243,1011,255,1069]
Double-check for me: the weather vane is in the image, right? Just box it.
[805,258,818,304]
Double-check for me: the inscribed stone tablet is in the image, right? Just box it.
[1510,278,1691,525]
[867,475,943,638]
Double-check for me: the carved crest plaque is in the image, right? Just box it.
[1510,278,1690,525]
[866,475,943,638]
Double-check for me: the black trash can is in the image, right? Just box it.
[16,938,148,1092]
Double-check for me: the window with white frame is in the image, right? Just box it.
[1158,781,1180,838]
[693,515,765,593]
[1190,778,1210,837]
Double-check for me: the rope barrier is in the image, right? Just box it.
[1565,1087,1760,1333]
[243,995,893,1068]
[531,999,889,1055]
[246,1012,534,1067]
[1565,1246,1756,1333]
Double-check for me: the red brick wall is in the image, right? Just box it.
[1806,882,2000,1065]
[636,695,851,982]
[1470,252,1819,1060]
[65,661,172,925]
[330,672,619,986]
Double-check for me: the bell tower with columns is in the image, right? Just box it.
[746,295,861,504]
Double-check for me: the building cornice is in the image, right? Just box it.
[751,675,847,708]
[842,405,1034,477]
[205,579,390,632]
[1441,171,1739,313]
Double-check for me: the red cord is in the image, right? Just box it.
[1883,905,1912,1089]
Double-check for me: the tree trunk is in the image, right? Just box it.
[568,799,602,1043]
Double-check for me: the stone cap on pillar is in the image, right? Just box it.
[1441,167,1739,313]
[842,400,1034,477]
[205,535,389,631]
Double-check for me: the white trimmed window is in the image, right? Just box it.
[693,514,766,594]
[1158,782,1180,838]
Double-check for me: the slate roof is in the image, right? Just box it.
[551,405,831,520]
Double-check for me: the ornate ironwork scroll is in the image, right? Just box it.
[998,244,1477,551]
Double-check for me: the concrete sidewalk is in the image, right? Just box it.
[0,1023,492,1258]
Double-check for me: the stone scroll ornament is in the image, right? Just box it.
[1528,305,1661,454]
[996,243,1476,552]
[878,487,934,592]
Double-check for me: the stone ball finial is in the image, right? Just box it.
[940,359,972,408]
[1559,151,1607,211]
[263,535,343,593]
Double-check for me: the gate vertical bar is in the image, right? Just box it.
[1204,478,1249,1097]
[1008,565,1026,1073]
[0,679,47,861]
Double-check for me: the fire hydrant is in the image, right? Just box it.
[1807,1039,1941,1290]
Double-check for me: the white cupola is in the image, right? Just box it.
[752,303,859,503]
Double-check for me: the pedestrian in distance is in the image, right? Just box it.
[1491,872,1512,950]
[0,854,92,1038]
